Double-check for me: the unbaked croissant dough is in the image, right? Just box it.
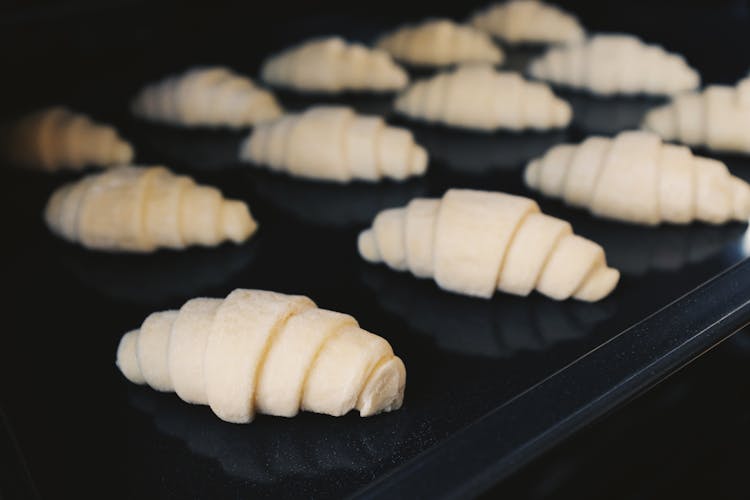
[470,0,585,45]
[358,189,619,301]
[45,166,258,252]
[528,34,700,96]
[524,130,750,225]
[261,37,408,93]
[642,77,750,154]
[239,106,428,182]
[2,107,133,171]
[116,289,406,423]
[395,65,571,131]
[131,67,282,128]
[376,19,504,67]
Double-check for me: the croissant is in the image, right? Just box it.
[2,107,133,171]
[470,0,585,45]
[375,19,504,67]
[642,77,750,154]
[116,289,406,423]
[528,34,700,96]
[358,189,619,302]
[261,37,408,93]
[523,131,750,225]
[45,166,258,252]
[239,106,428,182]
[394,65,571,131]
[131,67,282,128]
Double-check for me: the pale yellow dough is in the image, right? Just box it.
[470,1,585,45]
[528,34,700,96]
[524,130,750,225]
[642,77,750,155]
[2,107,133,171]
[239,106,428,182]
[116,289,406,423]
[131,66,282,128]
[358,189,618,302]
[376,18,504,67]
[44,165,258,252]
[395,65,571,131]
[261,37,408,93]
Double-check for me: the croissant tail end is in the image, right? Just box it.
[221,201,258,243]
[554,100,573,127]
[410,146,429,176]
[114,142,135,165]
[641,106,674,139]
[732,178,750,222]
[358,229,382,263]
[573,267,620,302]
[116,330,146,385]
[524,160,541,189]
[357,356,406,417]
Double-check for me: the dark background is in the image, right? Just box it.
[2,1,750,499]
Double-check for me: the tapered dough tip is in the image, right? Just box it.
[357,356,406,417]
[554,100,573,126]
[732,177,750,221]
[116,330,146,385]
[641,105,675,139]
[392,67,409,89]
[114,142,135,165]
[523,160,541,189]
[221,200,258,243]
[358,229,382,263]
[490,46,504,64]
[43,184,70,230]
[573,267,620,302]
[410,146,429,175]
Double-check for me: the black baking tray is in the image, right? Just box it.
[1,1,750,499]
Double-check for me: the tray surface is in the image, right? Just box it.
[1,2,750,498]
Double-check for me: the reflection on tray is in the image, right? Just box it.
[360,266,615,358]
[128,387,406,483]
[410,123,566,174]
[560,91,666,136]
[273,89,395,117]
[251,172,428,227]
[574,218,748,276]
[125,120,246,171]
[58,240,257,305]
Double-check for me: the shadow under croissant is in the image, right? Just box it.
[250,170,429,228]
[407,121,568,175]
[56,239,259,305]
[272,88,397,117]
[557,90,667,136]
[122,119,247,171]
[360,265,616,359]
[563,213,749,276]
[127,386,408,484]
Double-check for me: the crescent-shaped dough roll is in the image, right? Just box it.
[358,189,619,301]
[376,19,503,67]
[44,165,258,252]
[523,130,750,225]
[470,0,585,45]
[261,37,408,93]
[239,106,428,182]
[131,67,282,128]
[642,77,750,154]
[2,107,133,171]
[395,65,571,131]
[116,289,406,423]
[528,34,700,96]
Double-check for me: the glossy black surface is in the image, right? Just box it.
[1,2,750,499]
